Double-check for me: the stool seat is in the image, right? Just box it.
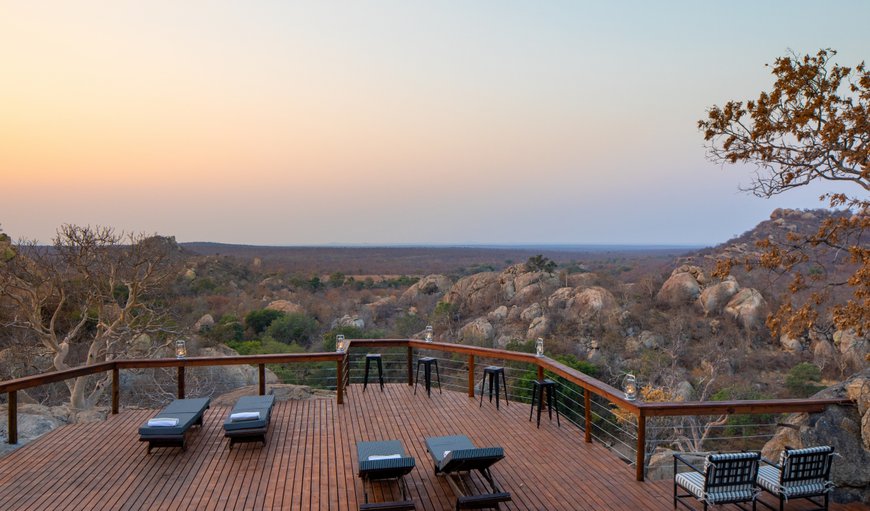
[479,366,508,409]
[363,353,384,392]
[414,357,441,397]
[530,379,560,428]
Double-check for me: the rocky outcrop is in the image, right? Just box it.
[487,306,508,323]
[443,272,502,316]
[400,274,452,304]
[527,316,551,339]
[365,295,397,321]
[266,300,305,315]
[331,315,365,330]
[762,369,870,504]
[520,303,543,322]
[0,404,67,456]
[459,317,494,343]
[657,266,705,305]
[723,288,767,330]
[833,330,869,374]
[697,276,740,315]
[194,314,215,332]
[780,334,805,353]
[570,287,618,320]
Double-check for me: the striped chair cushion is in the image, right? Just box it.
[757,466,829,497]
[676,470,756,504]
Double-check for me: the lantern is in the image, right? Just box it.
[424,325,434,343]
[535,338,544,357]
[336,334,347,353]
[175,339,187,359]
[623,374,638,401]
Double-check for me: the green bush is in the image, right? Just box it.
[244,309,285,334]
[207,314,244,343]
[785,362,824,397]
[394,314,427,338]
[266,312,319,346]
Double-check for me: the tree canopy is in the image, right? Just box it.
[699,49,868,337]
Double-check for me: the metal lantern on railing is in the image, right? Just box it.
[175,339,187,359]
[336,334,347,353]
[623,373,638,401]
[424,325,434,343]
[535,338,544,357]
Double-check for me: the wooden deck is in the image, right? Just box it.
[0,384,862,510]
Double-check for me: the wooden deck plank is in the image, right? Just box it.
[0,384,863,511]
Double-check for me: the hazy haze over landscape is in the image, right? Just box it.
[2,1,867,245]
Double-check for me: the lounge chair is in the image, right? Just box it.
[756,446,835,511]
[357,440,416,511]
[138,397,211,453]
[424,435,511,510]
[673,451,760,510]
[223,394,276,449]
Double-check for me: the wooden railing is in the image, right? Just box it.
[0,339,853,482]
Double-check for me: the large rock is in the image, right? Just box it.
[487,305,508,322]
[697,277,740,314]
[443,272,502,316]
[0,404,66,456]
[570,287,618,320]
[520,303,543,322]
[331,315,365,330]
[194,314,215,332]
[657,267,703,305]
[780,334,805,353]
[400,274,452,304]
[833,330,868,373]
[459,317,494,343]
[723,288,767,330]
[761,369,870,504]
[527,316,551,339]
[266,300,305,315]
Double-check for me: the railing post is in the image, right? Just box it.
[177,366,185,399]
[336,357,344,405]
[636,409,646,482]
[112,366,119,414]
[258,364,266,395]
[7,391,17,444]
[584,390,592,443]
[537,365,544,382]
[467,354,475,398]
[407,345,413,386]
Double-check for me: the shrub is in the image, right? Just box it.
[244,309,285,335]
[266,312,319,346]
[785,362,824,397]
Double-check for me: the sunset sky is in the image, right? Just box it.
[2,1,868,245]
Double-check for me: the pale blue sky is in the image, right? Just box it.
[1,1,867,245]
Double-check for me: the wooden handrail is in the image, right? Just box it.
[0,338,855,483]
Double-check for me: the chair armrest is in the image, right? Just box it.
[760,457,781,469]
[673,453,703,474]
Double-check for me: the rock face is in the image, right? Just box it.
[723,288,767,330]
[0,404,66,456]
[400,274,452,304]
[657,266,705,305]
[697,277,740,315]
[762,368,870,504]
[266,300,305,315]
[443,272,502,316]
[833,330,869,374]
[459,317,494,343]
[527,316,550,339]
[194,314,215,332]
[331,315,365,329]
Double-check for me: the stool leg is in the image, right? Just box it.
[494,373,500,410]
[414,360,421,395]
[424,362,431,397]
[434,360,442,394]
[553,386,560,427]
[479,373,485,407]
[502,373,509,406]
[489,373,494,403]
[537,384,544,428]
[363,358,370,392]
[377,357,384,391]
[529,383,537,422]
[546,386,553,420]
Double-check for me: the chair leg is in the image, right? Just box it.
[363,357,370,392]
[377,357,384,391]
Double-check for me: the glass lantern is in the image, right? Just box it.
[535,338,544,357]
[336,334,347,353]
[175,339,187,359]
[424,325,434,343]
[623,373,638,401]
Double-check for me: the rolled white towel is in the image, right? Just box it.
[367,454,402,461]
[442,450,451,459]
[147,418,179,427]
[230,412,260,422]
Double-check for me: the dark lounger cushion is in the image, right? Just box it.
[223,394,275,432]
[425,435,475,465]
[358,440,415,478]
[138,397,211,437]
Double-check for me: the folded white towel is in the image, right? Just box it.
[367,454,402,461]
[442,450,451,459]
[230,412,260,422]
[147,418,179,427]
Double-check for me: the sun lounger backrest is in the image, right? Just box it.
[439,447,505,473]
[359,456,416,479]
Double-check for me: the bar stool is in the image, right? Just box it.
[414,357,441,397]
[479,366,508,409]
[363,353,384,392]
[529,379,560,428]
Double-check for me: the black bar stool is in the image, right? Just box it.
[529,378,560,428]
[479,366,508,409]
[363,353,384,392]
[414,357,441,397]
